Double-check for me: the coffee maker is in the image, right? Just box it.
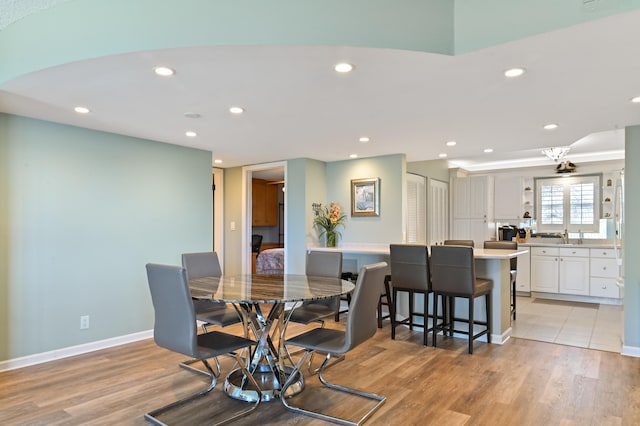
[498,225,517,241]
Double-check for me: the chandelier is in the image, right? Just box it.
[542,146,570,162]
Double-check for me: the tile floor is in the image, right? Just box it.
[511,296,623,353]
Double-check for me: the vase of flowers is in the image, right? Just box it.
[314,202,346,247]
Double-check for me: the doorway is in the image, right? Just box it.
[242,162,286,274]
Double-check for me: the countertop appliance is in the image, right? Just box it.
[499,226,517,241]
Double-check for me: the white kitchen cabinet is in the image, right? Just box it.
[494,176,523,220]
[531,247,559,293]
[451,175,494,246]
[590,248,620,298]
[516,249,530,292]
[558,247,590,296]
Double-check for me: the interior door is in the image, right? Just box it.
[428,178,449,245]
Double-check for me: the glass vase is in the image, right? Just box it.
[326,231,337,247]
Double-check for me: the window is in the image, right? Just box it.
[535,174,601,233]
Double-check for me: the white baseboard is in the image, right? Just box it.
[621,344,640,357]
[0,329,153,372]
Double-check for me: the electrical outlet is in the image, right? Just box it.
[80,315,90,329]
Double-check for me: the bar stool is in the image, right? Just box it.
[483,240,517,321]
[430,245,492,354]
[389,244,432,345]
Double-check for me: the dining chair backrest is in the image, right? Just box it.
[306,250,343,278]
[443,239,475,247]
[483,240,518,271]
[251,234,263,253]
[146,263,198,357]
[344,262,388,351]
[181,252,222,280]
[430,245,475,295]
[389,244,430,291]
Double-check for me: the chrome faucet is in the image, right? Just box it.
[561,229,569,244]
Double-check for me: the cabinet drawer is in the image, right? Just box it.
[590,278,620,298]
[590,248,617,258]
[559,247,589,257]
[531,247,559,256]
[590,258,617,278]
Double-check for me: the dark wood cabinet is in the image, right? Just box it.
[252,179,278,226]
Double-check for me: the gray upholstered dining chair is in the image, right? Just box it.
[430,245,492,354]
[144,263,261,425]
[181,252,242,374]
[389,244,431,345]
[483,240,518,321]
[443,239,475,247]
[280,262,388,425]
[287,250,343,326]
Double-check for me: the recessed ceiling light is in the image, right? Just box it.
[359,137,370,143]
[631,96,640,103]
[543,123,559,130]
[438,153,448,158]
[214,159,223,164]
[334,63,354,73]
[184,112,201,119]
[185,131,197,137]
[484,148,494,153]
[504,67,525,78]
[349,154,358,159]
[154,66,175,76]
[229,106,244,114]
[445,141,456,146]
[74,106,90,114]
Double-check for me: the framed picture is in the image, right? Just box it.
[351,177,380,217]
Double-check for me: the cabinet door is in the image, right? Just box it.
[452,218,470,240]
[516,250,530,292]
[494,176,522,220]
[531,255,559,293]
[469,176,488,219]
[559,256,590,295]
[252,179,278,226]
[453,177,469,219]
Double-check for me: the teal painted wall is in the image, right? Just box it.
[0,114,212,360]
[624,126,640,349]
[454,0,640,54]
[0,0,454,83]
[326,154,405,244]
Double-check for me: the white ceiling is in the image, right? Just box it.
[0,8,635,171]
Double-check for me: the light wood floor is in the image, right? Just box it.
[1,317,639,425]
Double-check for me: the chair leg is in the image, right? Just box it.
[486,293,492,344]
[179,357,221,377]
[432,291,438,348]
[512,279,517,321]
[423,291,429,346]
[391,288,398,340]
[280,351,386,426]
[468,296,474,355]
[408,290,414,331]
[146,353,262,426]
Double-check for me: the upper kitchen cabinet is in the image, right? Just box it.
[494,175,523,220]
[252,178,278,226]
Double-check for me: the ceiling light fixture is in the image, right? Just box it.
[438,153,447,158]
[154,66,175,76]
[334,63,354,73]
[74,106,90,114]
[504,67,525,78]
[543,123,559,130]
[349,154,358,158]
[484,148,494,153]
[184,112,201,119]
[359,137,370,143]
[229,106,244,114]
[214,159,223,164]
[542,146,570,162]
[446,141,457,146]
[631,96,640,103]
[185,131,197,137]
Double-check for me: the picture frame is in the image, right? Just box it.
[351,177,380,217]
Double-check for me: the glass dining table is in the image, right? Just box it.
[189,273,355,402]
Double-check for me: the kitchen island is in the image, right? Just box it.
[307,244,528,344]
